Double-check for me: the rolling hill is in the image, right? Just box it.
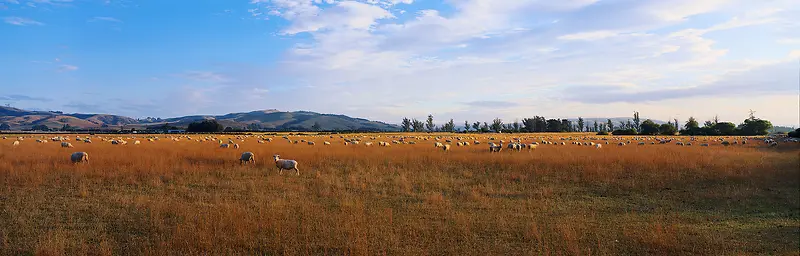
[0,106,399,131]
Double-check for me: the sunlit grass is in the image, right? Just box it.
[0,133,797,255]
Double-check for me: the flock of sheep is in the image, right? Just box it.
[4,133,793,175]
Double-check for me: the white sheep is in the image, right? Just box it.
[134,140,141,145]
[434,142,443,148]
[274,155,300,175]
[595,143,602,149]
[70,152,89,164]
[233,143,240,149]
[323,141,331,145]
[13,140,20,146]
[61,142,74,148]
[489,143,502,153]
[240,152,255,164]
[443,144,451,151]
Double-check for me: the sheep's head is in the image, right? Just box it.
[273,155,280,161]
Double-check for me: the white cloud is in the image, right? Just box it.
[3,16,43,26]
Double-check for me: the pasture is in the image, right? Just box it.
[0,133,798,255]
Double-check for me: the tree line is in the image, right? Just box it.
[400,111,776,136]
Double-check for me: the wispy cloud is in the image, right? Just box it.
[58,64,78,72]
[179,71,230,83]
[88,16,122,23]
[463,101,520,108]
[3,16,43,26]
[0,94,52,102]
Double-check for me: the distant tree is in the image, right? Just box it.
[714,122,737,135]
[224,127,234,132]
[546,119,561,132]
[577,117,585,132]
[522,118,534,132]
[738,115,772,135]
[480,122,490,133]
[612,128,638,135]
[681,117,700,135]
[788,128,800,138]
[0,123,10,131]
[472,121,481,132]
[633,111,641,132]
[659,123,677,135]
[444,119,456,132]
[606,119,614,131]
[412,119,425,132]
[639,119,660,135]
[512,119,521,132]
[186,119,224,133]
[491,118,503,133]
[401,117,412,132]
[425,114,435,132]
[713,115,720,125]
[464,120,470,132]
[311,122,322,131]
[560,119,572,132]
[31,124,49,131]
[593,121,599,132]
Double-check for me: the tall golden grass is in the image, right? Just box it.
[0,134,797,255]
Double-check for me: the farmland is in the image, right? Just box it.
[1,133,798,255]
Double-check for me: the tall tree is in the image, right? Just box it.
[425,114,435,132]
[633,111,641,132]
[464,120,470,132]
[577,117,585,132]
[546,119,562,132]
[522,118,535,132]
[472,121,481,132]
[593,121,599,132]
[480,122,490,133]
[639,119,660,135]
[412,119,425,132]
[446,119,456,132]
[491,118,503,133]
[401,117,412,132]
[606,119,614,131]
[512,119,521,132]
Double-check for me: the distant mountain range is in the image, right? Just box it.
[0,106,399,131]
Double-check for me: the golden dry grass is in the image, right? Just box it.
[0,133,798,255]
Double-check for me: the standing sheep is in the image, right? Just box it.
[443,144,451,152]
[70,152,89,164]
[240,152,255,164]
[233,143,240,149]
[13,140,20,146]
[61,142,74,148]
[273,155,300,176]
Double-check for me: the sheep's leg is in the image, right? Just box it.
[294,167,300,176]
[279,168,283,175]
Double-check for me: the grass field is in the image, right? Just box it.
[0,133,798,255]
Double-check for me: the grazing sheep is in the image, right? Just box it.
[220,143,230,148]
[434,142,443,148]
[323,141,331,145]
[769,142,778,147]
[676,142,684,146]
[721,141,731,146]
[274,155,300,176]
[528,144,538,150]
[489,143,502,153]
[134,140,141,145]
[84,139,92,143]
[443,144,451,152]
[233,143,240,149]
[618,142,625,146]
[364,142,373,146]
[307,141,315,145]
[638,142,645,145]
[13,140,20,146]
[595,143,602,149]
[61,142,74,148]
[240,152,255,164]
[70,152,89,164]
[700,143,709,147]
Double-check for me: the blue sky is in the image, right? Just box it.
[1,0,798,126]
